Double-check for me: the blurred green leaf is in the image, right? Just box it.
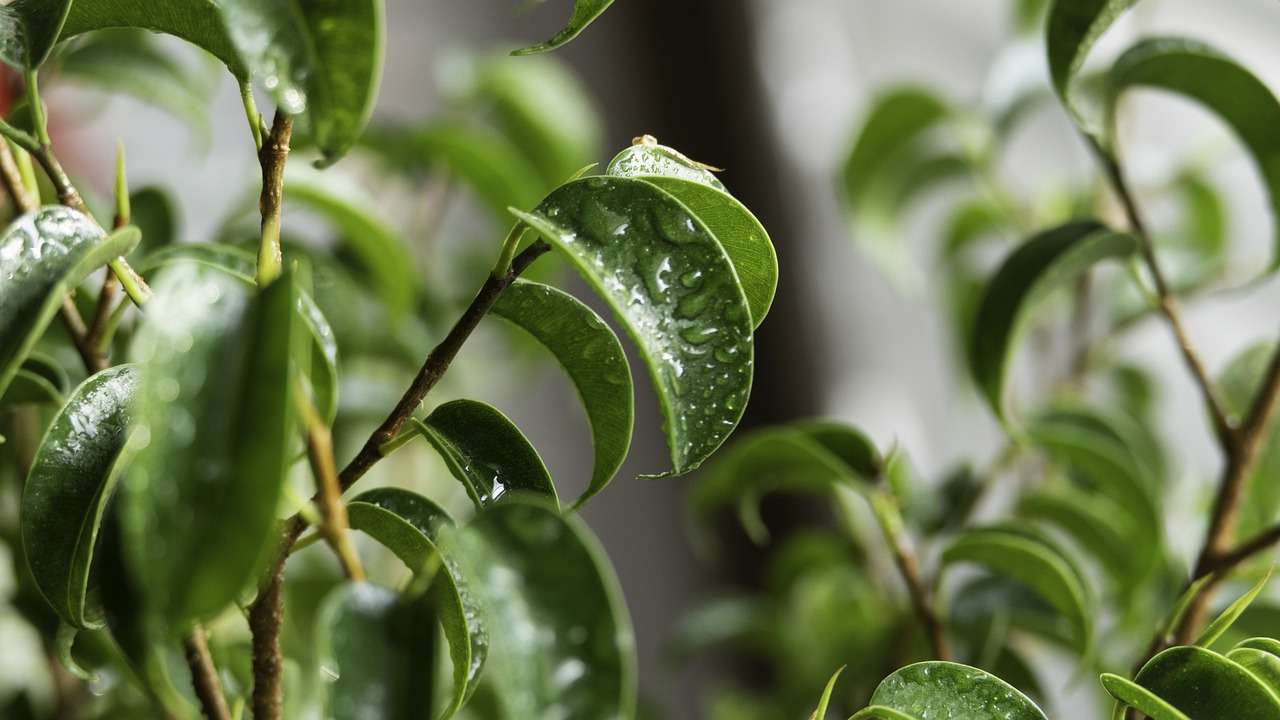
[128,186,178,256]
[512,0,615,56]
[942,526,1092,652]
[0,352,68,406]
[491,279,632,508]
[0,0,73,69]
[410,399,557,509]
[122,263,295,629]
[56,0,249,78]
[21,365,137,628]
[0,208,139,400]
[1017,486,1136,583]
[316,582,438,720]
[1133,645,1280,718]
[851,662,1047,720]
[347,488,485,718]
[440,497,635,720]
[607,142,779,328]
[968,220,1136,423]
[512,175,754,476]
[1045,0,1138,131]
[219,0,384,164]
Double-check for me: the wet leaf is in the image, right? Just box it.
[317,582,438,720]
[0,208,140,400]
[968,220,1136,423]
[122,263,296,629]
[607,142,778,328]
[0,0,73,69]
[512,0,615,56]
[1099,673,1190,720]
[412,399,556,509]
[219,0,384,164]
[56,0,248,78]
[346,488,486,717]
[21,365,138,628]
[512,175,754,476]
[1135,645,1280,718]
[491,279,632,508]
[942,526,1092,652]
[850,662,1047,720]
[1106,38,1280,276]
[440,497,635,720]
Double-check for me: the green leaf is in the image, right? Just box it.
[1106,38,1280,275]
[1045,0,1138,129]
[491,279,632,508]
[0,208,140,400]
[1196,569,1273,648]
[56,0,249,78]
[512,175,754,475]
[284,165,417,316]
[316,582,438,720]
[607,143,779,328]
[219,0,384,164]
[411,399,556,509]
[346,488,485,718]
[809,666,843,720]
[122,262,296,629]
[0,0,73,68]
[968,220,1137,423]
[128,186,178,256]
[440,497,635,720]
[512,0,615,56]
[942,526,1092,651]
[1017,487,1137,582]
[21,365,138,629]
[1135,645,1280,718]
[852,661,1047,720]
[1226,648,1280,698]
[0,352,68,406]
[1099,673,1190,720]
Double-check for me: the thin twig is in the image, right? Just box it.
[256,112,293,287]
[867,487,952,660]
[182,628,231,720]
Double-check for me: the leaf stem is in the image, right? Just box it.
[292,382,364,581]
[256,112,293,287]
[182,627,232,720]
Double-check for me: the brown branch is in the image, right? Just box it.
[182,628,231,720]
[869,488,951,660]
[248,554,285,720]
[256,112,293,286]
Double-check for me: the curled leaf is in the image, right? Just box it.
[512,0,616,56]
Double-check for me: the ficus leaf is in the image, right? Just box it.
[316,582,438,720]
[850,662,1048,720]
[1106,38,1280,276]
[511,0,616,56]
[1195,568,1273,648]
[809,665,843,720]
[491,279,632,508]
[1134,645,1280,718]
[0,207,140,401]
[1044,0,1139,130]
[511,175,755,476]
[21,365,138,629]
[127,186,178,257]
[1017,487,1138,583]
[410,399,557,509]
[1099,673,1190,720]
[219,0,384,164]
[968,220,1137,423]
[440,496,636,720]
[0,0,73,69]
[1225,648,1280,698]
[56,0,249,78]
[942,526,1092,652]
[122,262,296,629]
[346,488,486,718]
[607,142,779,328]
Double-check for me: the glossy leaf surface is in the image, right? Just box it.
[1135,645,1280,718]
[57,0,248,77]
[969,220,1136,422]
[1099,673,1190,720]
[512,175,754,475]
[0,0,72,68]
[0,208,139,400]
[123,263,295,629]
[416,399,557,509]
[491,280,632,508]
[317,582,438,720]
[440,497,635,720]
[855,661,1047,720]
[512,0,615,56]
[607,143,778,327]
[220,0,384,163]
[22,366,138,628]
[1107,38,1280,275]
[942,527,1092,651]
[346,487,486,717]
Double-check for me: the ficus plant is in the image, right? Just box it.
[679,0,1280,719]
[0,0,785,719]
